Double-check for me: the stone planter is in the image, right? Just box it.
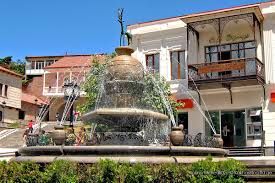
[51,125,66,145]
[213,134,223,148]
[170,126,184,146]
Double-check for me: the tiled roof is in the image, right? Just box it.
[128,2,263,28]
[0,66,23,78]
[45,54,106,69]
[25,54,93,60]
[21,92,47,105]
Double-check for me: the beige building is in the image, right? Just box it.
[0,66,22,124]
[128,1,275,155]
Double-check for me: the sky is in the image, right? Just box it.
[0,0,264,61]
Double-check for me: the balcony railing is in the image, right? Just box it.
[188,58,265,88]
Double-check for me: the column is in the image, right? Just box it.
[56,72,59,93]
[43,72,46,95]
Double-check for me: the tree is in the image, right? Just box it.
[10,60,25,75]
[0,56,12,65]
[77,55,112,114]
[0,56,25,75]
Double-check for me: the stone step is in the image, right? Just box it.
[228,153,263,157]
[224,146,262,150]
[226,147,264,157]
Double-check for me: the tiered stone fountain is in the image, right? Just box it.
[15,46,227,163]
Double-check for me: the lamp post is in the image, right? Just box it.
[2,101,6,124]
[38,104,43,133]
[63,81,80,128]
[34,98,38,121]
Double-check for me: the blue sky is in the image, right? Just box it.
[0,0,263,61]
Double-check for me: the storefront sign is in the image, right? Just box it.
[177,99,193,109]
[271,92,275,103]
[198,61,245,74]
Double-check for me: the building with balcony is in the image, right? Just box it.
[128,1,275,154]
[42,54,105,121]
[25,55,64,79]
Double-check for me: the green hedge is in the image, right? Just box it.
[0,158,245,183]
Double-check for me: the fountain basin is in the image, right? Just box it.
[15,146,228,163]
[82,108,169,122]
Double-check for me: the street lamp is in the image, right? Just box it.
[38,104,43,133]
[2,101,6,123]
[64,81,80,127]
[34,98,38,121]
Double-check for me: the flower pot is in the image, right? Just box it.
[51,125,66,145]
[170,126,184,146]
[213,134,223,148]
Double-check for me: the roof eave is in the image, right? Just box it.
[181,5,263,24]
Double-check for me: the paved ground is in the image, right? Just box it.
[0,122,56,148]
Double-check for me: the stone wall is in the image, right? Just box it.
[0,107,19,124]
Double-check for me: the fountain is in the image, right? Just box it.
[15,46,227,163]
[14,9,227,163]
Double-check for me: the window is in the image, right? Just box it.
[171,50,186,80]
[205,41,256,62]
[45,60,54,66]
[146,53,159,73]
[19,110,25,120]
[247,108,262,140]
[31,62,36,69]
[0,111,2,122]
[0,84,2,96]
[0,84,8,97]
[4,85,8,97]
[36,61,44,70]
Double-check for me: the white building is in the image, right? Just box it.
[128,1,275,155]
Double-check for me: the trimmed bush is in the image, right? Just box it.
[0,158,245,183]
[42,160,79,183]
[1,161,42,183]
[191,157,245,183]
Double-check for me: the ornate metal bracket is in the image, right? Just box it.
[222,83,233,104]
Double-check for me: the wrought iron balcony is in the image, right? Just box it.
[188,57,265,90]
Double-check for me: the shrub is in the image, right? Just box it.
[191,157,245,183]
[4,161,42,183]
[153,163,194,183]
[99,159,119,183]
[0,158,246,183]
[42,160,78,183]
[123,163,151,183]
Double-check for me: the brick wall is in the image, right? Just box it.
[23,76,45,100]
[21,102,38,121]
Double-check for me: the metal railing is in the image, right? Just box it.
[188,57,264,83]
